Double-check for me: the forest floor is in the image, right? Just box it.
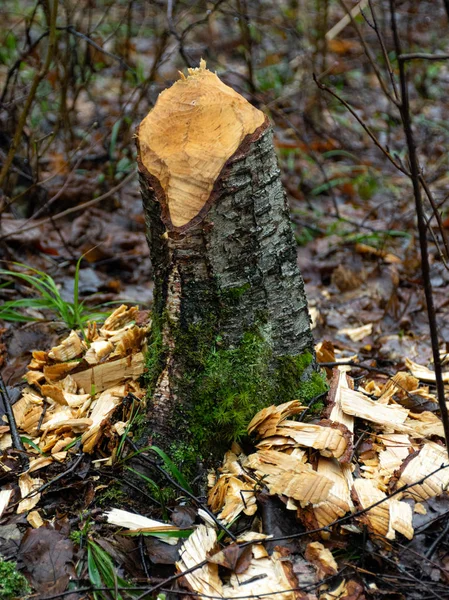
[1,1,449,599]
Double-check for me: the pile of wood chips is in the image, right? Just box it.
[192,352,449,599]
[2,314,449,599]
[0,305,147,515]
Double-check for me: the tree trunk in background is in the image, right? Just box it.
[136,61,325,471]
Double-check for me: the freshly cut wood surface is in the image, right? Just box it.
[138,60,265,229]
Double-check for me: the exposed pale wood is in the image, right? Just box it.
[397,441,449,500]
[105,508,180,544]
[176,525,222,595]
[17,473,43,514]
[48,330,83,361]
[138,61,265,230]
[275,420,352,461]
[248,400,305,438]
[313,457,354,528]
[70,352,145,393]
[340,387,409,427]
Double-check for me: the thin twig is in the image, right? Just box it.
[390,0,449,451]
[0,170,136,242]
[0,374,25,453]
[399,53,449,61]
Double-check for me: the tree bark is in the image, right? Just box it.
[136,62,324,469]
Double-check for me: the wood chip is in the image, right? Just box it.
[105,508,180,544]
[338,323,373,342]
[17,473,43,514]
[247,400,305,438]
[396,442,449,500]
[266,467,334,507]
[275,419,352,461]
[27,510,44,528]
[340,387,409,427]
[208,475,257,524]
[100,305,139,335]
[305,541,338,578]
[48,330,83,361]
[0,489,13,517]
[176,525,222,596]
[313,458,354,528]
[84,340,114,365]
[405,358,449,383]
[71,352,145,394]
[81,385,126,453]
[352,478,390,537]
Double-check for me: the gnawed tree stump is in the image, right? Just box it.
[136,61,325,470]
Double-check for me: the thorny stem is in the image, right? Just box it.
[389,0,449,450]
[0,0,58,194]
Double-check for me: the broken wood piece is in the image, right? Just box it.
[0,489,13,517]
[340,387,409,427]
[176,524,222,596]
[352,478,390,538]
[396,441,449,501]
[305,541,338,579]
[275,419,352,461]
[84,340,114,365]
[405,357,449,383]
[105,508,180,545]
[70,352,144,394]
[17,473,43,514]
[81,385,126,453]
[208,475,257,524]
[48,330,83,361]
[312,458,354,529]
[327,368,354,433]
[247,400,306,438]
[265,468,334,507]
[378,372,419,404]
[100,304,139,335]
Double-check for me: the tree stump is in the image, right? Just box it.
[136,61,325,470]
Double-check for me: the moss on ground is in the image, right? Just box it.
[0,560,30,600]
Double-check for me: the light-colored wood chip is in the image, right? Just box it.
[313,458,354,529]
[41,384,68,405]
[352,478,390,537]
[340,387,409,427]
[84,340,114,365]
[24,370,45,386]
[328,368,354,433]
[305,542,338,578]
[405,358,449,383]
[338,323,373,342]
[28,456,54,472]
[208,475,257,524]
[71,353,144,394]
[388,498,413,540]
[378,372,419,404]
[29,350,49,368]
[105,508,180,544]
[222,549,298,600]
[176,525,223,596]
[378,434,412,473]
[247,400,305,438]
[397,442,449,500]
[48,330,83,361]
[245,448,310,477]
[266,467,334,507]
[111,327,146,357]
[81,385,126,453]
[17,473,43,514]
[0,489,13,517]
[275,420,351,461]
[100,305,139,334]
[27,510,44,528]
[404,411,445,439]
